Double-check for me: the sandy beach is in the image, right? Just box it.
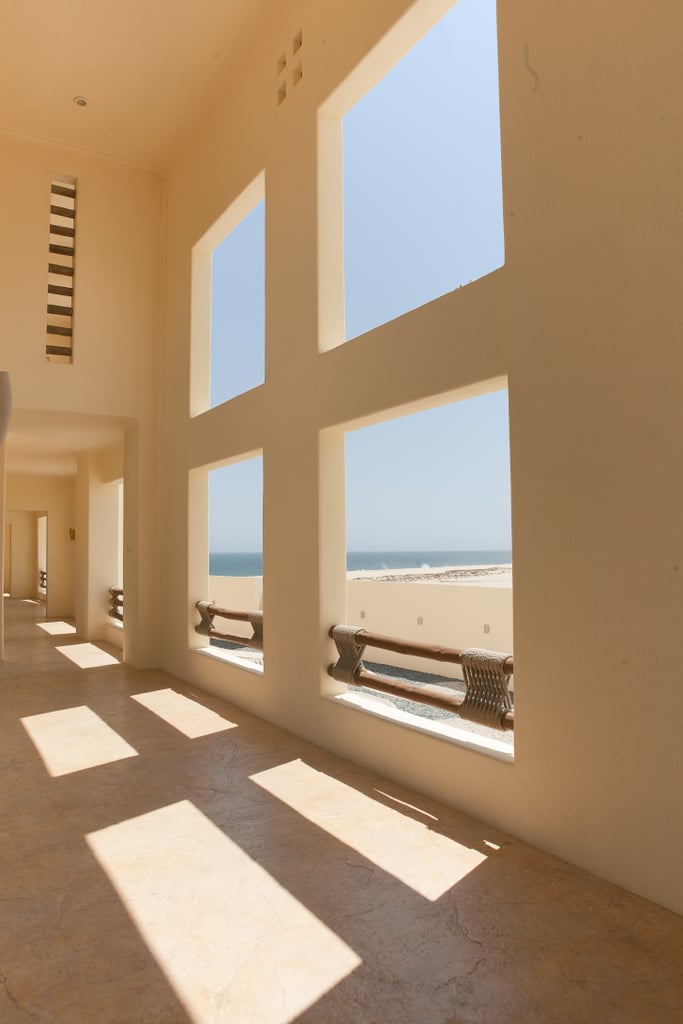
[347,563,512,586]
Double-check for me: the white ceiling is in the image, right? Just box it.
[0,0,266,172]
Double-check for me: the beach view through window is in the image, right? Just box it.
[344,390,513,745]
[208,457,263,668]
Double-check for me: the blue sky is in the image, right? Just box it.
[209,0,508,553]
[343,0,503,340]
[210,200,265,408]
[346,389,510,551]
[209,456,263,553]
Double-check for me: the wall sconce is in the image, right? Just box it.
[0,372,12,446]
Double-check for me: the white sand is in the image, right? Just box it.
[347,563,512,587]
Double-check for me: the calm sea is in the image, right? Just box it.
[209,550,512,577]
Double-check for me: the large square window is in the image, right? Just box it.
[341,0,503,340]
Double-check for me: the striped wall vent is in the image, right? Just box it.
[46,178,77,362]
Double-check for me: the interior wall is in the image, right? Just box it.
[159,0,683,914]
[122,424,161,668]
[0,447,6,654]
[5,510,37,598]
[6,475,75,617]
[75,449,124,643]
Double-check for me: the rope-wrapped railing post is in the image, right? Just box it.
[329,625,367,683]
[459,649,513,730]
[248,611,264,647]
[196,600,216,637]
[108,586,124,624]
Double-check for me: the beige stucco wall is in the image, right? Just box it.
[5,510,39,599]
[0,133,163,420]
[158,0,683,913]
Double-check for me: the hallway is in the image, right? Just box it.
[1,599,682,1024]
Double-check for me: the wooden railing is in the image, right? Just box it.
[195,602,263,649]
[194,603,514,731]
[109,586,123,623]
[328,626,514,731]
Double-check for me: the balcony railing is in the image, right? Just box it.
[328,625,514,731]
[196,602,263,649]
[194,603,514,731]
[109,586,123,623]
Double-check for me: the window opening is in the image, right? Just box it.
[342,387,513,749]
[46,177,77,362]
[205,456,264,670]
[341,0,503,341]
[210,201,265,407]
[191,176,266,415]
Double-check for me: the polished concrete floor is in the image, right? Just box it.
[1,599,682,1024]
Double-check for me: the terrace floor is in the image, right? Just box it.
[1,598,682,1024]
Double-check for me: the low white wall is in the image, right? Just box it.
[348,579,513,679]
[207,575,512,678]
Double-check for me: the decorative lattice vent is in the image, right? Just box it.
[46,177,76,363]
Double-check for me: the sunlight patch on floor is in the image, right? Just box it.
[21,706,138,776]
[55,643,120,668]
[131,689,238,738]
[87,800,360,1024]
[37,621,77,635]
[250,759,487,900]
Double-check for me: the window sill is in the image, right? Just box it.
[194,644,264,677]
[324,689,514,762]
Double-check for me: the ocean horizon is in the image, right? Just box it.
[209,549,512,577]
